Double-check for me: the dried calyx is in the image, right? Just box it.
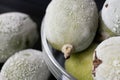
[92,51,102,77]
[61,44,74,59]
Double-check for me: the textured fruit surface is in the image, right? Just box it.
[44,0,98,54]
[93,37,120,80]
[1,49,50,80]
[65,43,98,80]
[0,12,38,62]
[0,73,6,80]
[99,0,120,40]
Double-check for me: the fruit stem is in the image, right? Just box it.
[61,44,74,59]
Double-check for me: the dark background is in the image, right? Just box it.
[0,0,105,80]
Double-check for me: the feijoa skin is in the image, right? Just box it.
[44,0,98,59]
[93,37,120,80]
[1,49,50,80]
[99,0,120,41]
[65,43,98,80]
[0,12,38,62]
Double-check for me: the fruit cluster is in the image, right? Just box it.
[0,12,50,80]
[43,0,120,80]
[0,0,120,80]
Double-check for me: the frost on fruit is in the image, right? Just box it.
[0,73,6,80]
[99,0,120,41]
[93,37,120,80]
[0,12,38,62]
[1,49,50,80]
[44,0,98,58]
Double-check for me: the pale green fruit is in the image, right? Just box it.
[99,0,120,41]
[0,12,38,62]
[0,73,6,80]
[65,43,98,80]
[93,37,120,80]
[1,49,50,80]
[44,0,98,58]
